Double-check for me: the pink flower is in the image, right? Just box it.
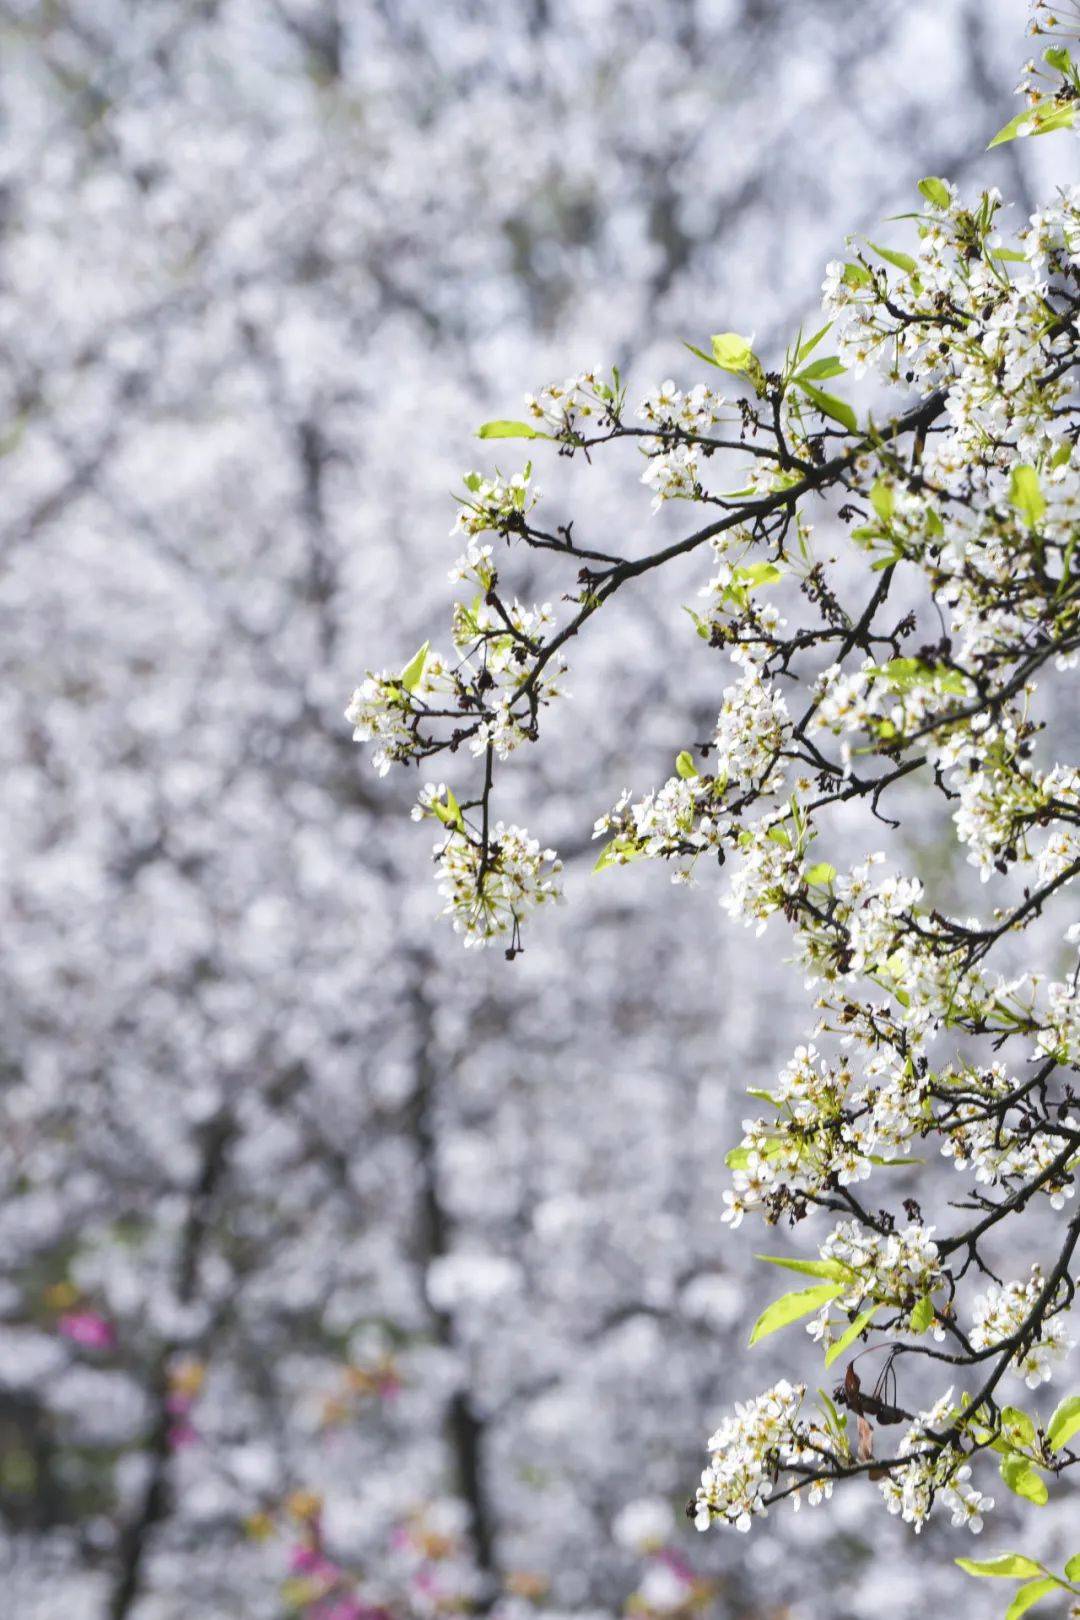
[657,1547,695,1584]
[58,1311,116,1351]
[288,1545,340,1583]
[311,1601,373,1620]
[167,1420,199,1450]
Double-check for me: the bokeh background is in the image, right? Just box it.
[0,2,1076,1617]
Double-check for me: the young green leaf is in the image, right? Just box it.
[909,1294,934,1334]
[804,861,837,887]
[476,420,544,440]
[867,239,917,274]
[748,1282,844,1347]
[999,1453,1049,1506]
[429,787,465,834]
[869,479,895,521]
[1000,1406,1037,1449]
[1046,1393,1080,1451]
[794,378,857,432]
[755,1254,851,1282]
[1009,464,1046,527]
[710,332,766,394]
[675,751,698,780]
[684,341,720,368]
[711,331,755,370]
[400,640,430,692]
[824,1304,878,1369]
[1064,1554,1080,1580]
[728,561,783,597]
[989,99,1077,148]
[842,261,873,288]
[1004,1578,1063,1620]
[794,356,845,381]
[796,321,833,362]
[593,838,643,873]
[955,1554,1044,1579]
[918,176,951,208]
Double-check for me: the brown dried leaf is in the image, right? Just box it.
[857,1414,874,1463]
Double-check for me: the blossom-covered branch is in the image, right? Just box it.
[351,0,1080,1588]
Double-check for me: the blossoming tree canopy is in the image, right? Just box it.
[349,0,1080,1596]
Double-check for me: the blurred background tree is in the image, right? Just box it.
[0,3,1073,1617]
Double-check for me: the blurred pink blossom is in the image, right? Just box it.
[57,1311,115,1351]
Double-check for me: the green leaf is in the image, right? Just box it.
[989,98,1077,148]
[710,332,766,394]
[741,561,784,585]
[796,321,833,362]
[825,1304,878,1368]
[870,479,895,521]
[755,1254,851,1282]
[711,331,755,370]
[1005,1579,1063,1620]
[868,239,918,274]
[794,378,857,432]
[400,640,430,692]
[918,176,951,209]
[1044,45,1072,73]
[1064,1554,1080,1580]
[817,1387,846,1433]
[955,1554,1045,1579]
[593,838,643,874]
[675,751,698,780]
[795,356,845,381]
[682,604,711,640]
[726,1139,786,1171]
[842,261,873,289]
[444,786,464,828]
[684,341,721,369]
[909,1294,935,1334]
[1009,464,1046,528]
[476,420,544,440]
[1001,1406,1037,1449]
[989,106,1039,149]
[1047,1394,1080,1451]
[748,1282,844,1347]
[804,861,837,887]
[1000,1453,1049,1506]
[429,787,466,834]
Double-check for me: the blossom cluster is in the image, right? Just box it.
[413,791,564,949]
[937,1061,1079,1208]
[451,465,539,540]
[970,1270,1075,1387]
[879,1390,993,1533]
[636,380,728,510]
[692,1380,826,1532]
[816,1220,945,1336]
[345,650,451,777]
[523,366,620,437]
